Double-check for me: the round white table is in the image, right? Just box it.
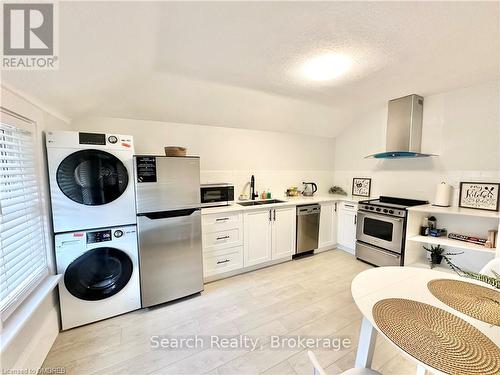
[351,267,500,375]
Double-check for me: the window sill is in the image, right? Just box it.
[0,275,61,352]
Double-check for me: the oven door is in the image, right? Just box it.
[200,185,234,206]
[356,211,404,253]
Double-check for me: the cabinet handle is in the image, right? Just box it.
[354,214,357,225]
[334,202,337,212]
[216,217,230,222]
[345,204,354,208]
[269,210,272,221]
[273,209,276,221]
[216,235,230,241]
[217,259,230,264]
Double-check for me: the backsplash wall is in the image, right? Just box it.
[70,117,335,198]
[333,80,500,203]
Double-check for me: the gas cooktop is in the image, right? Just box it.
[358,196,428,218]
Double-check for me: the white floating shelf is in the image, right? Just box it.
[408,235,497,253]
[408,204,500,219]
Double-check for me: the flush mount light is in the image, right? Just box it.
[302,53,351,81]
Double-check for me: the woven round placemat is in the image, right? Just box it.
[372,298,500,375]
[428,279,500,326]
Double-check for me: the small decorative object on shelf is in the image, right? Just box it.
[429,228,447,237]
[427,216,437,230]
[423,244,463,269]
[448,233,487,246]
[444,258,500,289]
[458,182,500,212]
[329,186,347,196]
[420,217,429,236]
[486,229,498,248]
[352,178,371,197]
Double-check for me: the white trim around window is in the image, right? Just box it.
[0,108,50,321]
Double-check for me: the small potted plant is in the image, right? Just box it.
[423,244,463,269]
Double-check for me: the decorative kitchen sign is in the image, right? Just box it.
[352,178,371,197]
[459,182,500,211]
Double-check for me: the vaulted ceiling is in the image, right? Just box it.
[3,1,499,137]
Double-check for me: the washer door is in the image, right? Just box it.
[64,247,133,301]
[57,149,129,206]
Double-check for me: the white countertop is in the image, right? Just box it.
[201,194,367,215]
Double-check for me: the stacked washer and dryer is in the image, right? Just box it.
[46,131,141,330]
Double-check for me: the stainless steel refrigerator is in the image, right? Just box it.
[134,155,203,308]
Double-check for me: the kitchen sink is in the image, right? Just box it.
[237,201,261,206]
[256,199,285,205]
[238,199,285,206]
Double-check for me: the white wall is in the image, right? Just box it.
[1,87,71,371]
[71,117,336,198]
[333,80,500,202]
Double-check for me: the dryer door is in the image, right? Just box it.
[64,247,133,301]
[57,149,129,205]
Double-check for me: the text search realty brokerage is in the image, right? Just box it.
[150,335,352,351]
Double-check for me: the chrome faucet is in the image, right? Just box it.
[250,175,258,200]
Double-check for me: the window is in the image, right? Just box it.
[0,109,48,321]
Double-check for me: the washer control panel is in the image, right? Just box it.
[86,230,112,244]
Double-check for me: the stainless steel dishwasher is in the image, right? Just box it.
[296,204,321,255]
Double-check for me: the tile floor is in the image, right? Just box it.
[43,250,416,374]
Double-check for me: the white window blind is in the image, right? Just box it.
[0,110,48,321]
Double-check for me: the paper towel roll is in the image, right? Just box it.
[433,182,452,207]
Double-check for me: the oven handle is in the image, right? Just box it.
[357,210,404,223]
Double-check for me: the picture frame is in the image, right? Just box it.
[458,182,500,212]
[352,178,371,197]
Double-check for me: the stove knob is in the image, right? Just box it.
[364,205,369,210]
[389,210,394,214]
[383,209,388,213]
[369,207,374,210]
[376,207,381,211]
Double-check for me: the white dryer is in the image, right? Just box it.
[55,225,141,330]
[46,131,136,233]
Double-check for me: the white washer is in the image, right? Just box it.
[46,131,136,233]
[55,225,141,330]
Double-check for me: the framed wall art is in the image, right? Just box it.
[458,182,500,212]
[352,178,371,197]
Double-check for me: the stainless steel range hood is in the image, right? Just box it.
[366,94,436,159]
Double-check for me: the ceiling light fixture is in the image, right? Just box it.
[302,53,351,81]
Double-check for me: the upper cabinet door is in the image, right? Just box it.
[272,207,296,260]
[244,209,272,267]
[319,202,338,249]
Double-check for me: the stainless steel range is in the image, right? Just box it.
[355,196,427,267]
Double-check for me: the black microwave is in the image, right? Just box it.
[200,183,234,207]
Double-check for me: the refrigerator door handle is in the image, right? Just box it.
[138,208,200,220]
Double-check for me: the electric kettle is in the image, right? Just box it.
[302,182,318,196]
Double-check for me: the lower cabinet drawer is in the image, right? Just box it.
[203,227,242,251]
[204,247,243,276]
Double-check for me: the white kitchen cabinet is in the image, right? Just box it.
[337,203,358,254]
[272,207,296,260]
[244,209,273,267]
[244,206,296,267]
[318,201,338,250]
